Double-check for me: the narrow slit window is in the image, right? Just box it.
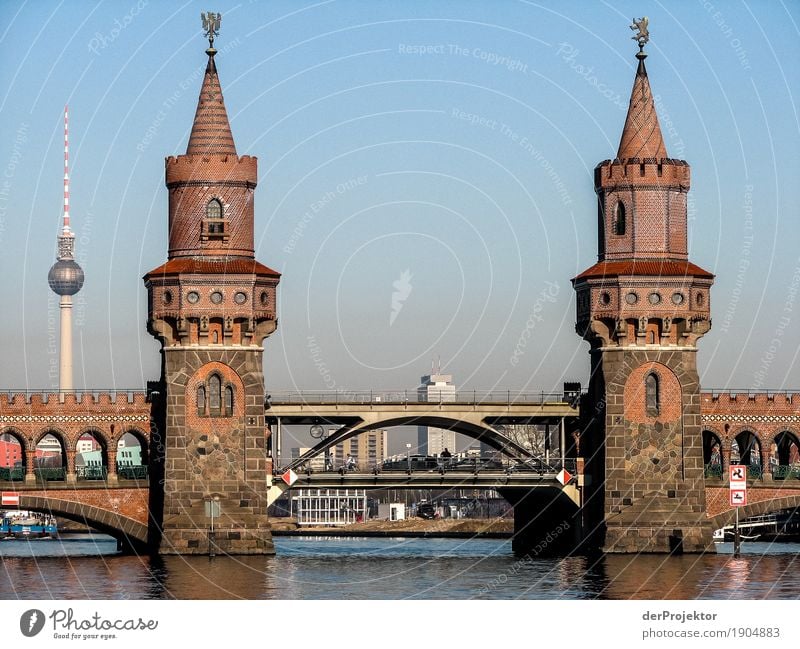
[209,374,221,415]
[225,386,234,415]
[645,373,659,416]
[614,201,626,235]
[197,386,206,417]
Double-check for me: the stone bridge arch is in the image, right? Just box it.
[286,414,535,470]
[709,494,800,531]
[15,494,149,552]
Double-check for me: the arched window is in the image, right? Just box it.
[206,199,222,220]
[212,330,219,344]
[645,373,659,416]
[197,386,206,417]
[614,201,626,235]
[205,199,225,238]
[225,386,234,415]
[208,374,221,415]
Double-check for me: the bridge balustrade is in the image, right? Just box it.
[266,389,576,405]
[279,455,575,477]
[34,467,65,482]
[75,466,107,480]
[117,465,148,480]
[772,465,800,480]
[0,467,25,481]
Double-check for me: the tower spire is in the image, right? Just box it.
[187,12,236,155]
[617,17,667,161]
[63,105,71,234]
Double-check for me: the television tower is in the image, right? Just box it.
[47,105,84,392]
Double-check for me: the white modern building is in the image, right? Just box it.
[417,369,456,456]
[292,488,368,526]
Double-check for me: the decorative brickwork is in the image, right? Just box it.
[573,43,715,553]
[0,391,151,484]
[143,37,279,555]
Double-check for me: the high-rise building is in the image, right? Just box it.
[417,369,456,456]
[47,106,84,393]
[330,429,388,469]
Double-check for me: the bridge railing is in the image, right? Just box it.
[266,390,578,406]
[275,456,577,477]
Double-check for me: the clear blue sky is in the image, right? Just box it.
[1,0,798,396]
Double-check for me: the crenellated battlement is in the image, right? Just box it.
[595,157,690,190]
[165,154,257,186]
[0,390,148,411]
[701,391,798,414]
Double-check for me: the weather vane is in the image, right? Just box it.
[202,11,222,49]
[630,16,649,51]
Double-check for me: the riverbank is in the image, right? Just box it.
[271,517,514,538]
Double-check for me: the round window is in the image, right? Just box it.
[187,291,200,304]
[648,292,661,305]
[234,291,247,305]
[625,292,638,305]
[671,292,684,305]
[210,291,223,304]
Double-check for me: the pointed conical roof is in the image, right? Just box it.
[186,52,237,155]
[617,53,667,160]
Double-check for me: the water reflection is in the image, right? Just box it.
[1,536,799,600]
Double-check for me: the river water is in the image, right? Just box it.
[1,534,798,599]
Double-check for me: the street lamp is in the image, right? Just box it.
[406,443,412,473]
[206,495,220,557]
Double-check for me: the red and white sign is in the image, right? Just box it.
[729,465,747,485]
[729,489,747,507]
[281,469,298,486]
[557,468,572,486]
[1,492,20,506]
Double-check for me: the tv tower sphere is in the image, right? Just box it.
[48,259,84,295]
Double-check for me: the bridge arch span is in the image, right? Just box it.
[286,414,534,470]
[16,495,149,552]
[710,495,800,531]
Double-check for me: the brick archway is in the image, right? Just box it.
[16,493,149,552]
[709,494,800,530]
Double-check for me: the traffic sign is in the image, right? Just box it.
[557,468,572,485]
[729,489,747,507]
[729,465,747,484]
[1,492,20,506]
[281,469,298,486]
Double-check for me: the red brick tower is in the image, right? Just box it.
[573,24,714,553]
[143,16,280,554]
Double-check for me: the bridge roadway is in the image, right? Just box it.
[283,470,565,490]
[264,390,580,469]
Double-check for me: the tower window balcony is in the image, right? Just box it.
[201,218,230,243]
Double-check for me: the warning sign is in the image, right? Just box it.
[729,489,747,507]
[729,465,747,485]
[281,469,298,486]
